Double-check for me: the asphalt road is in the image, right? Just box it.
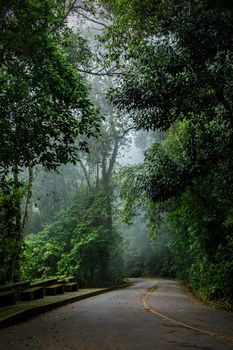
[0,278,232,350]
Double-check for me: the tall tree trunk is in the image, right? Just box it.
[5,169,22,282]
[21,165,33,234]
[3,165,34,283]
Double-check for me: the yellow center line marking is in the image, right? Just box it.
[142,286,233,345]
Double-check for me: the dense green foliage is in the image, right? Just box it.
[0,0,99,171]
[21,187,124,287]
[119,121,233,306]
[0,0,100,283]
[100,0,233,306]
[121,218,173,278]
[1,0,233,304]
[0,181,23,282]
[18,48,131,287]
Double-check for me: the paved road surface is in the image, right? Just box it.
[0,278,232,350]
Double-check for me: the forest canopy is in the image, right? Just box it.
[0,0,233,308]
[0,0,100,283]
[98,0,233,305]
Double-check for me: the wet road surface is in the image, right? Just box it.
[0,278,232,350]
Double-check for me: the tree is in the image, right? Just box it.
[16,5,134,287]
[0,0,100,172]
[21,185,125,287]
[98,0,233,202]
[0,0,101,283]
[98,0,233,305]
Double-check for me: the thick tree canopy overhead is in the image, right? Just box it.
[0,0,100,173]
[100,1,233,304]
[0,0,102,283]
[99,0,233,202]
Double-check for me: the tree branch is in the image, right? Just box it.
[75,10,107,27]
[77,67,125,76]
[117,126,135,139]
[79,158,92,191]
[52,0,77,32]
[106,138,119,179]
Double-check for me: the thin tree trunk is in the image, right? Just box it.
[21,164,33,235]
[79,159,92,191]
[96,161,99,190]
[9,167,22,282]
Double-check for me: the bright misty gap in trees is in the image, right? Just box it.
[0,0,233,309]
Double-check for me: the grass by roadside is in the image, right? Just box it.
[180,282,233,312]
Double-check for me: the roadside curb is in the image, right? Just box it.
[0,283,131,329]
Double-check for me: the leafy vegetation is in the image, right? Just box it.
[0,0,100,283]
[1,0,233,307]
[100,0,233,306]
[21,187,124,287]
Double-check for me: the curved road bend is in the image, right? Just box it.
[0,278,232,350]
